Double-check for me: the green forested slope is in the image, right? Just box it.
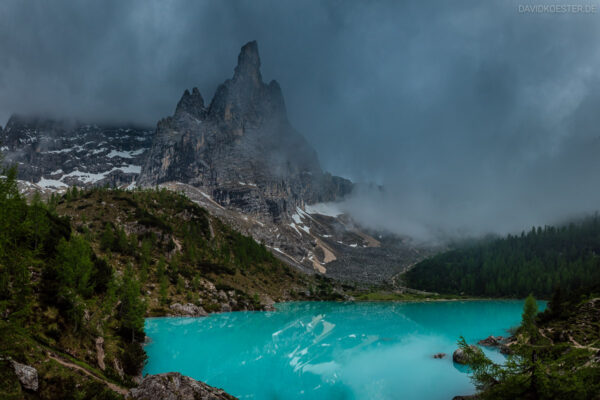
[405,220,600,297]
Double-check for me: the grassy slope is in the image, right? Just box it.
[55,188,322,311]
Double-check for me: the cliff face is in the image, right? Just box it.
[138,41,352,222]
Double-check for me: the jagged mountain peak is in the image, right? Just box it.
[175,87,206,120]
[139,41,352,224]
[207,41,287,126]
[233,40,262,84]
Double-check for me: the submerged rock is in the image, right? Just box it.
[169,303,208,317]
[130,372,237,400]
[453,345,483,364]
[432,353,446,359]
[11,360,38,391]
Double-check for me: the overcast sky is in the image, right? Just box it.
[2,0,600,240]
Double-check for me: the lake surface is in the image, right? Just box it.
[144,300,537,400]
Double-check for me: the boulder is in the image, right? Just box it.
[453,345,483,364]
[11,360,38,391]
[130,372,237,400]
[169,303,208,317]
[260,295,276,311]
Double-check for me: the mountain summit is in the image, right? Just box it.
[138,41,352,222]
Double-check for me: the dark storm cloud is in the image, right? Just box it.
[2,0,600,240]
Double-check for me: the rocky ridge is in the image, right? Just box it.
[0,115,152,191]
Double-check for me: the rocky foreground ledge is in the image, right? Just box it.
[130,372,237,400]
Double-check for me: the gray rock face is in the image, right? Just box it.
[0,115,153,189]
[11,360,38,391]
[169,302,208,317]
[130,372,237,400]
[138,41,352,222]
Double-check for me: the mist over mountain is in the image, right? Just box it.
[2,0,600,240]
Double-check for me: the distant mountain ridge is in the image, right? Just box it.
[0,115,152,189]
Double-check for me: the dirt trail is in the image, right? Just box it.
[567,334,600,352]
[539,326,600,352]
[48,353,129,396]
[538,328,554,344]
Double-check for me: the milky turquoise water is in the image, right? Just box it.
[144,300,539,400]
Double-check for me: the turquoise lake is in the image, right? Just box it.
[144,300,538,400]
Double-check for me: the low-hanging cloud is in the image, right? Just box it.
[2,0,600,241]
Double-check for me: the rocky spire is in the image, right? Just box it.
[233,41,262,84]
[175,87,206,120]
[207,41,288,125]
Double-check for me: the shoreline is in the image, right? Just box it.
[146,297,534,319]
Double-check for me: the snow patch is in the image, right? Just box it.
[107,149,145,159]
[117,164,141,174]
[58,164,140,184]
[305,202,343,217]
[238,181,258,187]
[292,213,303,224]
[37,178,68,189]
[91,148,108,155]
[289,223,302,236]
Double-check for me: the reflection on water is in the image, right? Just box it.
[144,301,538,400]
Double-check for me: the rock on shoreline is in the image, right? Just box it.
[130,372,237,400]
[169,303,208,317]
[452,345,483,364]
[478,334,514,355]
